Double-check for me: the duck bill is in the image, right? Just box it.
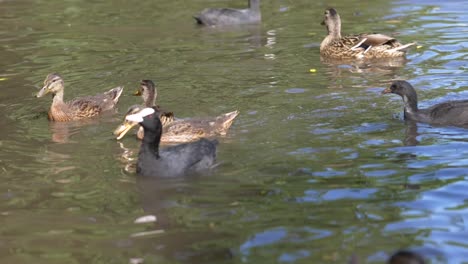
[133,90,141,96]
[113,121,138,140]
[381,87,392,94]
[36,86,50,97]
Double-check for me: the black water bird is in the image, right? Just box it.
[382,80,468,127]
[194,0,261,26]
[126,108,218,177]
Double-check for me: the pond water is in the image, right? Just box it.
[0,0,467,263]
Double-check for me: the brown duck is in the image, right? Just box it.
[36,73,123,122]
[113,80,239,142]
[383,80,468,127]
[320,8,415,59]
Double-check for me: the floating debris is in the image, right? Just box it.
[134,215,157,224]
[130,229,164,238]
[129,258,144,264]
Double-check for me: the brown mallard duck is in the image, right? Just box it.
[36,73,123,122]
[114,105,239,142]
[194,0,261,26]
[320,8,415,59]
[114,79,239,142]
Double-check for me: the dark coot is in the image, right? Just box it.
[126,108,218,177]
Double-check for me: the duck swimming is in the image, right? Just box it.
[36,73,123,122]
[113,79,239,142]
[194,0,261,26]
[382,80,468,127]
[126,107,218,177]
[320,8,415,60]
[114,105,239,142]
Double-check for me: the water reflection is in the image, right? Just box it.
[403,121,420,146]
[321,56,408,88]
[198,23,264,48]
[133,176,234,262]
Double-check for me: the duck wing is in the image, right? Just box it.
[67,86,123,113]
[163,110,239,142]
[332,33,415,59]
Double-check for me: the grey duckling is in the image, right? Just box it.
[194,0,261,26]
[383,80,468,127]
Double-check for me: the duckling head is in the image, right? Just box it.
[134,80,157,107]
[382,80,417,98]
[36,73,64,97]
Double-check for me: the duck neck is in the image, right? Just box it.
[144,90,156,107]
[249,0,260,13]
[320,22,341,51]
[52,89,64,105]
[402,94,419,118]
[328,21,341,40]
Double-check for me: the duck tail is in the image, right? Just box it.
[106,86,124,104]
[215,110,239,135]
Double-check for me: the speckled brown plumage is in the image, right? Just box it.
[320,8,415,59]
[114,79,239,142]
[114,105,239,143]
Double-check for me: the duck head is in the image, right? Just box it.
[321,8,341,38]
[134,80,157,107]
[36,73,64,97]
